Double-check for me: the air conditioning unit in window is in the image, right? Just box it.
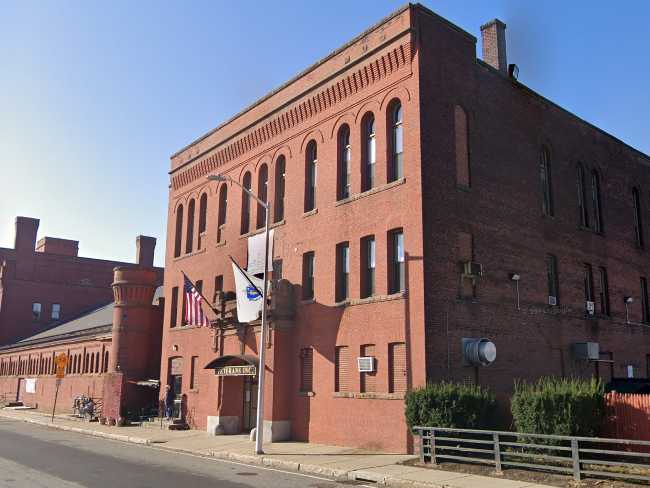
[548,296,558,306]
[586,301,595,315]
[463,262,483,277]
[573,342,599,361]
[357,356,375,373]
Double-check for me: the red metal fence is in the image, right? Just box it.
[605,392,650,444]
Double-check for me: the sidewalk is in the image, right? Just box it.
[0,408,552,488]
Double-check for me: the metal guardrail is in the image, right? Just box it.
[415,426,650,483]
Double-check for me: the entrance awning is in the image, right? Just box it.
[204,354,259,377]
[204,354,259,370]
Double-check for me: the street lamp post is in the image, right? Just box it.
[207,173,270,455]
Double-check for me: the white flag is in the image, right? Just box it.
[232,262,264,323]
[247,229,274,275]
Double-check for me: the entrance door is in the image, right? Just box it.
[242,376,258,432]
[16,378,25,403]
[170,374,182,419]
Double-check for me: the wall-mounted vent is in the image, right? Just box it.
[548,296,557,306]
[572,342,599,361]
[357,356,375,373]
[462,338,496,367]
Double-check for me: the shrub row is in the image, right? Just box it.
[405,377,605,436]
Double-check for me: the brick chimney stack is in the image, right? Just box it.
[135,235,156,267]
[481,19,507,74]
[14,217,39,254]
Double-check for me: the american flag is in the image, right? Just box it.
[183,274,210,327]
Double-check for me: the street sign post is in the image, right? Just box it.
[52,353,68,422]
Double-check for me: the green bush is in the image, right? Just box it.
[510,377,605,437]
[404,382,497,430]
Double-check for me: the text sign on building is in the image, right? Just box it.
[55,353,68,379]
[214,365,257,376]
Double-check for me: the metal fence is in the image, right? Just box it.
[415,426,650,483]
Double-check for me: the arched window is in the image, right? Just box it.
[241,172,252,234]
[304,141,317,212]
[217,185,228,243]
[104,351,109,372]
[388,101,403,182]
[256,164,269,229]
[591,170,602,233]
[95,352,100,373]
[90,353,95,374]
[337,125,351,200]
[274,156,286,223]
[174,204,183,258]
[540,146,553,216]
[198,193,208,249]
[576,164,589,228]
[362,115,376,192]
[186,199,195,254]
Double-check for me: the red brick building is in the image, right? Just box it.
[0,217,164,421]
[161,4,650,453]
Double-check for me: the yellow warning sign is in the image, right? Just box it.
[55,353,68,379]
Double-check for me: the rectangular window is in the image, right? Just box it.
[546,254,559,305]
[272,259,283,282]
[300,347,313,393]
[32,303,41,321]
[591,171,602,233]
[595,351,614,383]
[540,147,553,216]
[646,354,650,379]
[599,267,610,316]
[360,344,376,393]
[190,356,199,390]
[195,280,203,294]
[361,236,376,298]
[170,286,179,327]
[389,229,405,294]
[455,106,470,188]
[213,275,223,303]
[577,165,590,228]
[389,342,407,394]
[181,290,187,326]
[51,303,61,320]
[642,277,649,323]
[633,188,644,248]
[334,345,349,393]
[302,252,315,300]
[335,242,349,302]
[583,264,594,302]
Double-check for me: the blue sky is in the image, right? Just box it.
[1,1,648,266]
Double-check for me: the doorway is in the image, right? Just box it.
[170,374,182,418]
[242,376,258,432]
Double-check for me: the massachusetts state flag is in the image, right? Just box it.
[183,273,210,327]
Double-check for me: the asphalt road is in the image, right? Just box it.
[0,418,366,488]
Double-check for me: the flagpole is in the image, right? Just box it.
[254,198,270,455]
[207,172,271,455]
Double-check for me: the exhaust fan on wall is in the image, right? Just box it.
[462,338,496,367]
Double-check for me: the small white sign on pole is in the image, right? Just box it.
[247,229,274,275]
[25,378,36,393]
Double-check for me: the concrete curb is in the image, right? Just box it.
[0,412,445,488]
[0,412,152,445]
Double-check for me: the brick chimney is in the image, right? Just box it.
[135,235,156,267]
[481,19,507,74]
[14,217,39,254]
[35,237,79,256]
